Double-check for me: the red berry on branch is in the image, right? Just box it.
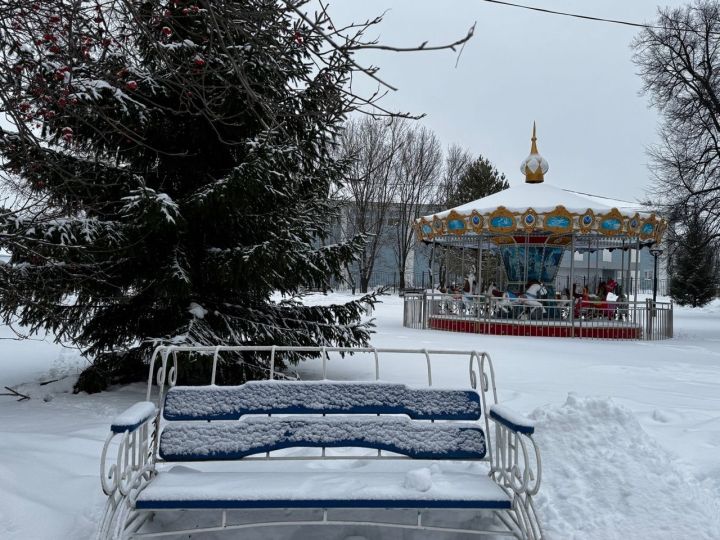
[43,33,55,42]
[57,97,67,108]
[102,38,112,47]
[164,9,172,17]
[19,102,30,112]
[193,56,205,67]
[49,45,61,53]
[162,26,173,36]
[126,80,138,91]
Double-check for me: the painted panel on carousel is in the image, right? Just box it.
[418,219,433,240]
[488,207,517,234]
[499,245,565,285]
[640,215,657,240]
[445,210,467,236]
[432,217,444,236]
[598,209,625,236]
[543,206,573,233]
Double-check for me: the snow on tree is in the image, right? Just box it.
[0,1,472,391]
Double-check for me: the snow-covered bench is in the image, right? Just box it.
[97,346,543,539]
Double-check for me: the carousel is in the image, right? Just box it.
[406,125,672,340]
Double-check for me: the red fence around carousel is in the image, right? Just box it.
[403,293,673,341]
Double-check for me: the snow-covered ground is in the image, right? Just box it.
[1,294,719,539]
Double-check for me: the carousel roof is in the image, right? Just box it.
[415,125,666,244]
[432,181,650,220]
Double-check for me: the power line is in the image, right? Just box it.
[479,0,674,33]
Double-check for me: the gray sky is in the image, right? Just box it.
[332,0,687,201]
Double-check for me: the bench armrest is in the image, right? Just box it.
[111,401,157,433]
[489,404,535,435]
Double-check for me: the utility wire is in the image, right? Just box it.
[480,0,720,35]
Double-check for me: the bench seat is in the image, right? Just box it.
[136,461,511,510]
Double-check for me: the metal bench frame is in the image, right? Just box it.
[97,346,543,539]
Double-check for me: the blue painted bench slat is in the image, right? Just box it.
[159,417,486,461]
[136,497,512,511]
[163,382,481,421]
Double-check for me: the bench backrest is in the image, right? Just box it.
[159,381,486,462]
[163,381,482,421]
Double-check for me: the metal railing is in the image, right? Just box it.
[403,293,673,341]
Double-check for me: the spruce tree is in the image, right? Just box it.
[446,155,509,207]
[0,0,379,391]
[669,213,718,307]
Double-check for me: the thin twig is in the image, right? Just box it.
[1,386,30,401]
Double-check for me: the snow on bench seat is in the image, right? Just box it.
[159,416,486,461]
[163,381,481,421]
[135,461,511,510]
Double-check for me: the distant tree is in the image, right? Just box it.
[668,213,718,307]
[391,125,442,289]
[337,117,406,293]
[447,156,509,208]
[633,0,720,242]
[435,144,472,207]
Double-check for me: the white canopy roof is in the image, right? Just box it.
[429,182,650,221]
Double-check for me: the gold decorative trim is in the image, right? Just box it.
[579,209,595,233]
[626,213,641,235]
[521,209,538,233]
[470,210,484,233]
[492,235,516,245]
[414,207,667,244]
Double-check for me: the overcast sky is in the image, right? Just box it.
[331,0,687,202]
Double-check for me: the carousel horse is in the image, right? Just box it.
[488,282,547,319]
[460,270,478,316]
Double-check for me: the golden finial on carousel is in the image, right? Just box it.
[520,122,549,184]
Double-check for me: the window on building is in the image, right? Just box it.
[602,249,612,262]
[574,251,584,262]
